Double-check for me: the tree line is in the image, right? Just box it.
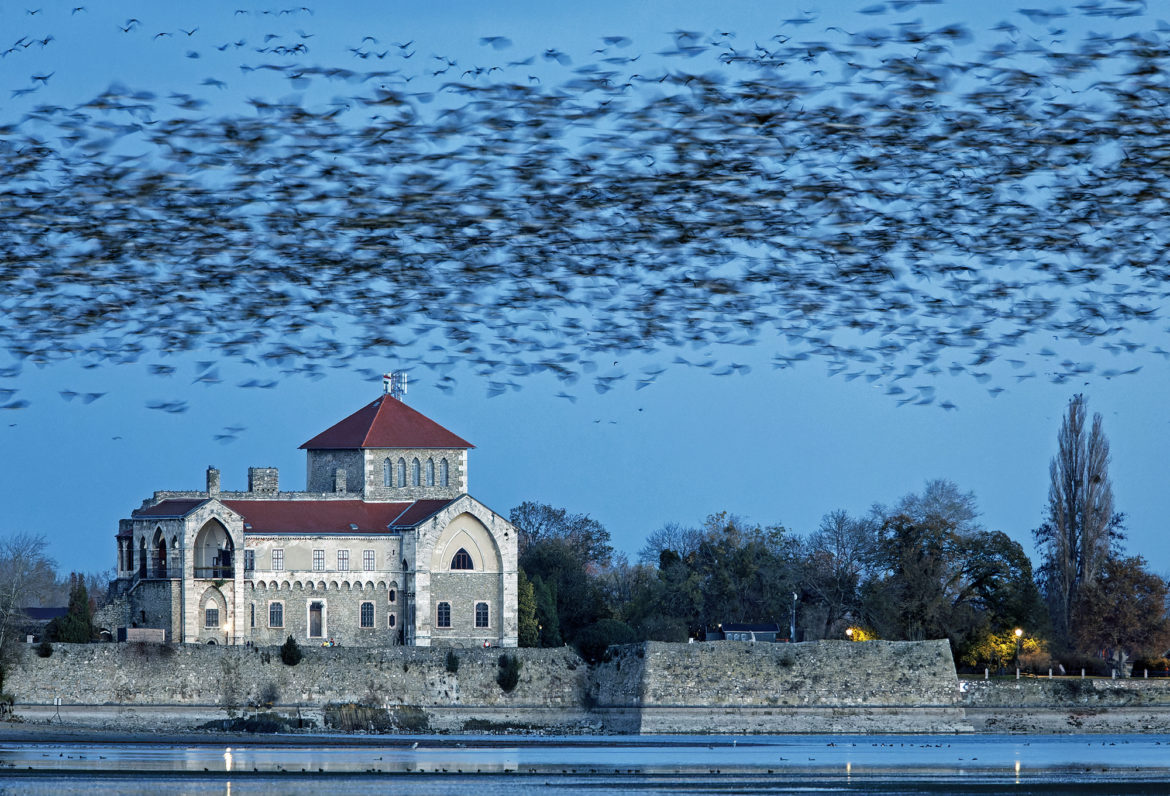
[514,395,1170,673]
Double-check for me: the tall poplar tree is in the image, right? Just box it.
[1034,394,1117,649]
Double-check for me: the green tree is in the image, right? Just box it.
[955,531,1047,634]
[863,481,989,648]
[509,501,613,566]
[575,618,637,663]
[522,539,602,644]
[46,573,94,643]
[528,573,563,647]
[1072,555,1170,672]
[280,635,302,666]
[636,512,799,638]
[517,569,539,647]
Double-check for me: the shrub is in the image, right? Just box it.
[280,635,302,666]
[256,681,280,708]
[445,650,460,674]
[1056,654,1112,677]
[497,653,522,692]
[574,619,637,664]
[1132,657,1170,676]
[35,640,52,658]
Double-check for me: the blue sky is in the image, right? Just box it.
[1,0,1168,577]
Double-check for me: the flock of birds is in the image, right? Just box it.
[1,0,1168,413]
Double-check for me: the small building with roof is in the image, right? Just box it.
[703,623,788,643]
[101,375,518,648]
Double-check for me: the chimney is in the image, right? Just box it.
[206,466,220,496]
[248,467,279,494]
[334,467,347,494]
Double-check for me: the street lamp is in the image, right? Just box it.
[790,592,798,643]
[1014,627,1023,670]
[845,627,854,640]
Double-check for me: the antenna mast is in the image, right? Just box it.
[383,371,408,401]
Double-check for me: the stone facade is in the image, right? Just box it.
[104,389,517,649]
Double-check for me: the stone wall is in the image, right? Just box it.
[9,640,1170,734]
[3,639,966,733]
[590,640,967,733]
[4,643,591,732]
[305,450,364,495]
[960,677,1170,733]
[359,448,466,501]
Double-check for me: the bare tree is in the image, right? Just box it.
[637,521,703,565]
[1035,394,1117,649]
[0,533,57,656]
[801,510,877,638]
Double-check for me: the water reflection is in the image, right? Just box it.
[1,733,1168,781]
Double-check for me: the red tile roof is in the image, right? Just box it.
[132,499,206,518]
[222,498,456,534]
[299,396,473,450]
[130,497,457,534]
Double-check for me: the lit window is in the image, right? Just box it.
[244,550,255,572]
[360,602,374,628]
[363,550,375,571]
[313,549,325,571]
[426,459,435,486]
[269,602,284,628]
[451,549,473,570]
[383,458,392,487]
[337,550,349,571]
[411,458,420,486]
[205,607,219,628]
[272,549,284,571]
[475,602,489,628]
[437,602,451,628]
[440,459,449,487]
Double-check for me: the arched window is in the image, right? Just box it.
[139,538,147,578]
[397,458,406,487]
[451,549,473,570]
[360,601,374,628]
[383,458,392,487]
[440,459,449,487]
[426,459,435,486]
[475,602,489,628]
[436,602,451,628]
[411,458,420,486]
[153,529,167,578]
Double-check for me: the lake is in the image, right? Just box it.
[2,732,1169,794]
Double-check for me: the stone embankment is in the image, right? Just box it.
[961,677,1170,733]
[5,639,1170,733]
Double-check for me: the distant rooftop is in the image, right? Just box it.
[300,395,473,450]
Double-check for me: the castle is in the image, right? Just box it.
[103,376,518,647]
